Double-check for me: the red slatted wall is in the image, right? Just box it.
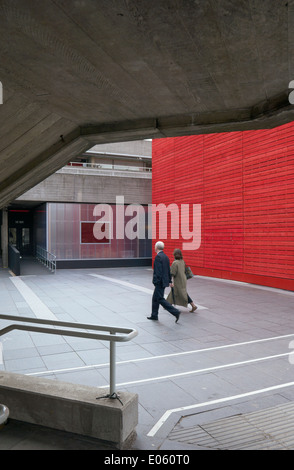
[152,122,294,290]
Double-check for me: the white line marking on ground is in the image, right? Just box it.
[27,330,294,376]
[10,277,57,321]
[26,332,294,376]
[147,380,294,437]
[90,274,154,294]
[29,350,292,377]
[195,275,294,296]
[96,351,294,388]
[90,274,208,309]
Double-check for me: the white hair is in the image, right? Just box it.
[155,241,164,251]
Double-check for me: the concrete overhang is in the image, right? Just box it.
[1,0,294,208]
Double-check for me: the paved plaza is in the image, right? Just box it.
[0,260,294,450]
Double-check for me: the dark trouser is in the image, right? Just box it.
[151,285,179,318]
[187,294,193,304]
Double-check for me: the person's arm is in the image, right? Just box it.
[169,261,177,287]
[152,255,163,285]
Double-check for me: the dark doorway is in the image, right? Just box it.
[8,209,33,256]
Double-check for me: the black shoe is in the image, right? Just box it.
[147,316,158,321]
[175,311,181,323]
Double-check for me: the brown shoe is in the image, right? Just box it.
[190,305,198,312]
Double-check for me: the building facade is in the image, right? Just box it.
[152,122,294,290]
[3,140,152,270]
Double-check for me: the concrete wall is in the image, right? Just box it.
[89,140,152,158]
[17,168,152,205]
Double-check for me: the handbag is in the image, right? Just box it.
[185,264,194,279]
[171,286,176,305]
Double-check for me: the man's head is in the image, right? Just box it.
[155,241,164,253]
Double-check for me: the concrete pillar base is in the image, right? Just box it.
[0,371,138,449]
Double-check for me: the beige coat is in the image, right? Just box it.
[166,259,189,307]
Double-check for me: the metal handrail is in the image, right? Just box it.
[36,246,56,273]
[0,314,138,397]
[66,161,152,172]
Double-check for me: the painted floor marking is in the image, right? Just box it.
[195,275,294,296]
[10,277,57,321]
[90,274,208,309]
[90,273,154,294]
[97,350,294,388]
[147,380,294,437]
[26,333,294,378]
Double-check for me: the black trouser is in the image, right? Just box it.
[151,285,179,318]
[187,294,193,304]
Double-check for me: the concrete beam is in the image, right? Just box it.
[0,371,138,449]
[17,169,152,205]
[0,1,294,208]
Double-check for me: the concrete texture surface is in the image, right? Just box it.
[0,371,138,448]
[1,1,294,207]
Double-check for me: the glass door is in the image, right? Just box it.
[8,226,32,255]
[21,227,31,255]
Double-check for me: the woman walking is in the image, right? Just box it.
[167,248,197,312]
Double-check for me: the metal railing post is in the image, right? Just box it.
[36,245,56,273]
[109,331,116,396]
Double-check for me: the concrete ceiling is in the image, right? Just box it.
[0,0,294,209]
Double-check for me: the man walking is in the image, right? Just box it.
[147,241,181,323]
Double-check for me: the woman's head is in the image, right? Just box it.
[173,248,183,260]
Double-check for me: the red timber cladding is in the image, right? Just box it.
[152,121,294,290]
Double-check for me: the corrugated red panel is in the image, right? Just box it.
[152,121,294,290]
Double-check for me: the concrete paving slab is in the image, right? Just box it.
[0,264,294,450]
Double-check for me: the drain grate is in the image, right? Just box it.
[168,402,294,450]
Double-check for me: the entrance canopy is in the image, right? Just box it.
[0,0,294,207]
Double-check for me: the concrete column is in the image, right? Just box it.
[1,208,8,268]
